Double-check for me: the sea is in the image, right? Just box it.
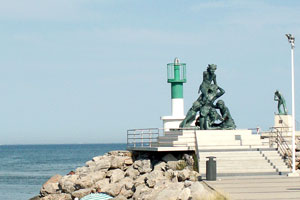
[0,144,127,200]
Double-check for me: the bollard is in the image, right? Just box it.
[206,156,216,181]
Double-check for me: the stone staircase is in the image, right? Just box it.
[154,129,291,176]
[199,149,290,177]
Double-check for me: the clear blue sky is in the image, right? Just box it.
[0,0,299,144]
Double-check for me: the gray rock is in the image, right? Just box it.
[189,182,207,199]
[85,160,96,167]
[133,159,152,174]
[134,174,147,187]
[296,143,300,151]
[124,157,134,165]
[125,166,140,180]
[110,156,127,169]
[95,158,111,171]
[119,187,134,198]
[153,161,167,171]
[178,188,191,200]
[95,178,110,189]
[40,193,72,200]
[188,171,200,182]
[119,177,134,190]
[166,161,178,170]
[71,188,92,199]
[183,154,194,166]
[40,174,62,196]
[58,175,78,193]
[92,155,104,162]
[154,182,184,200]
[162,154,178,162]
[103,182,123,197]
[110,169,125,183]
[75,174,94,189]
[177,169,190,182]
[184,180,192,187]
[164,169,176,181]
[75,166,91,176]
[145,170,165,188]
[132,184,151,200]
[92,171,106,182]
[113,195,127,200]
[108,150,132,157]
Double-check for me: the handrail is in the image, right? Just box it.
[127,127,198,148]
[270,127,293,168]
[127,128,163,148]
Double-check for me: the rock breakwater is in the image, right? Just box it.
[31,150,226,200]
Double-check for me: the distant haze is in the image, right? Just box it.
[0,0,299,144]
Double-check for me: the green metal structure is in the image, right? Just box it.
[167,58,186,99]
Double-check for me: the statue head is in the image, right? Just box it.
[275,90,282,98]
[209,108,219,121]
[216,100,225,108]
[207,64,217,74]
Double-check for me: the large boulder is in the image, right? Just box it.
[58,174,78,193]
[154,161,167,171]
[125,166,140,180]
[145,170,165,188]
[133,174,147,187]
[132,184,152,200]
[76,166,94,177]
[75,174,94,189]
[40,174,62,196]
[154,182,184,200]
[108,150,132,157]
[189,182,208,199]
[177,169,190,182]
[133,159,152,174]
[110,169,125,183]
[94,157,111,171]
[71,188,92,199]
[178,188,191,200]
[85,160,96,168]
[102,182,123,197]
[95,178,110,189]
[110,156,127,169]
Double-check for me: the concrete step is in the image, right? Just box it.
[197,145,269,150]
[200,168,277,173]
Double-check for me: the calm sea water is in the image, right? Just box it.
[0,144,126,200]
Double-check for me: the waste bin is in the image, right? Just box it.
[206,156,216,181]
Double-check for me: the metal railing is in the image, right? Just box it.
[270,127,293,168]
[127,128,163,148]
[127,127,199,148]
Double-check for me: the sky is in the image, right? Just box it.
[0,0,300,144]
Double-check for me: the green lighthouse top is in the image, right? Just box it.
[167,57,186,83]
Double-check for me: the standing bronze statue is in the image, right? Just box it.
[179,64,236,130]
[274,90,288,115]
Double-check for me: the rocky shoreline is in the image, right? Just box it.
[30,150,227,200]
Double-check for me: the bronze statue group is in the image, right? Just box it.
[179,64,236,130]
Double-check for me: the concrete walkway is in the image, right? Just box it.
[205,175,300,200]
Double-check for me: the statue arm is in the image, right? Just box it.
[213,74,217,85]
[211,86,225,103]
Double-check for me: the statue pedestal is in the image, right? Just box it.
[274,115,293,135]
[161,115,185,131]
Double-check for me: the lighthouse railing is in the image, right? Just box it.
[127,128,163,148]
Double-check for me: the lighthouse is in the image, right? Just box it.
[161,58,186,130]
